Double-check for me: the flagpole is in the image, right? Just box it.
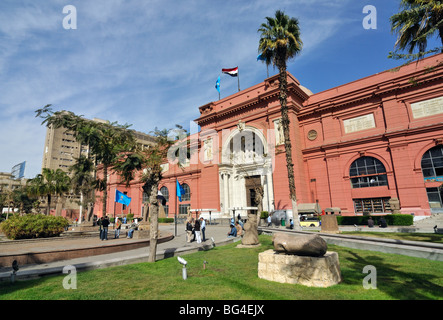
[114,189,117,230]
[237,66,240,92]
[175,179,179,237]
[175,190,178,237]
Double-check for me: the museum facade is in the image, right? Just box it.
[98,53,443,220]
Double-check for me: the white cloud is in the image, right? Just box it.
[0,0,387,177]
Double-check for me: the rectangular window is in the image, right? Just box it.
[179,204,190,215]
[353,198,392,214]
[426,188,442,208]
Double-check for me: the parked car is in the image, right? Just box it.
[299,216,320,227]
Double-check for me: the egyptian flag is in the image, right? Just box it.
[222,67,238,77]
[157,190,166,206]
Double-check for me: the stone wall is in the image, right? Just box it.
[258,249,342,288]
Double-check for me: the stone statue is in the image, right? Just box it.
[273,233,327,257]
[187,206,191,219]
[204,138,213,161]
[241,212,259,245]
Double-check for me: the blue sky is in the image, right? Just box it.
[0,0,440,179]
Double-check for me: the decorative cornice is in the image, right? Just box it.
[299,55,443,119]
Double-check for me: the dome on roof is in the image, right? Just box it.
[299,85,313,96]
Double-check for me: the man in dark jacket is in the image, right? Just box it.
[101,216,110,240]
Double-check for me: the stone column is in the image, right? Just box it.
[223,173,230,215]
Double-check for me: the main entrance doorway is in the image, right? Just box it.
[245,175,261,214]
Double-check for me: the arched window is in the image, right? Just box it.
[421,145,443,179]
[181,183,191,201]
[159,186,169,216]
[229,131,265,163]
[350,156,388,188]
[160,186,169,202]
[421,145,443,212]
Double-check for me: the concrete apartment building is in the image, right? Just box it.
[42,118,155,173]
[41,117,155,217]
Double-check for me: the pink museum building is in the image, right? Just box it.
[98,53,443,220]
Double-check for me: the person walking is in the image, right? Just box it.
[101,215,110,240]
[194,217,201,243]
[267,214,272,227]
[114,217,122,239]
[200,217,206,242]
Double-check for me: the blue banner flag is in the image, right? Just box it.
[176,179,185,202]
[215,76,220,93]
[115,189,131,206]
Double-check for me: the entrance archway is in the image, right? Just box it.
[219,126,274,216]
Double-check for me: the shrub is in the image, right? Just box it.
[158,218,174,223]
[0,214,70,240]
[260,211,269,219]
[336,214,413,226]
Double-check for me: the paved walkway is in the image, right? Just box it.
[0,223,237,281]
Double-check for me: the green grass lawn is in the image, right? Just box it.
[1,234,442,300]
[340,231,443,244]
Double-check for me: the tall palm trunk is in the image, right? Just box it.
[47,194,51,215]
[276,50,300,229]
[102,164,108,216]
[148,178,160,262]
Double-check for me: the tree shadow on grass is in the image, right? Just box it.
[341,249,443,300]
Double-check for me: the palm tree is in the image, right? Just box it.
[114,126,186,262]
[27,168,55,215]
[3,188,14,219]
[390,0,443,56]
[53,169,71,216]
[69,156,95,223]
[258,10,303,228]
[35,105,137,216]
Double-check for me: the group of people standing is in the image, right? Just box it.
[186,217,206,243]
[97,216,111,240]
[97,216,125,240]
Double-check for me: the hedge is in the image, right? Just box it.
[0,214,70,240]
[336,214,413,226]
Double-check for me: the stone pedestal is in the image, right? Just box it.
[321,215,340,234]
[258,249,342,288]
[133,230,150,239]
